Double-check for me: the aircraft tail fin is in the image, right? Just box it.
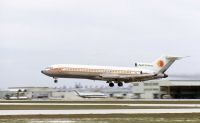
[153,55,187,74]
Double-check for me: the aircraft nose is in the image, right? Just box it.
[41,70,44,74]
[41,70,46,74]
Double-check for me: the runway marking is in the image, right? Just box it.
[1,109,200,115]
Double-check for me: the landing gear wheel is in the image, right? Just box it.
[54,79,58,83]
[109,82,114,87]
[118,82,123,87]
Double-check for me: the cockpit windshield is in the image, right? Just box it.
[45,66,52,70]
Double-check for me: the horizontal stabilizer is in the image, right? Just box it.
[166,56,189,60]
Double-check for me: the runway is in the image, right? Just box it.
[1,102,200,116]
[1,109,200,115]
[1,103,200,107]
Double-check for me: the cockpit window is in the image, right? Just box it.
[45,67,52,70]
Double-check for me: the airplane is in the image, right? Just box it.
[73,90,108,98]
[41,55,185,87]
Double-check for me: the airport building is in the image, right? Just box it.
[1,80,200,100]
[132,80,200,99]
[0,86,134,100]
[5,87,56,99]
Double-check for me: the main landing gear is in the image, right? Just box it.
[108,81,123,87]
[118,82,123,87]
[109,82,114,87]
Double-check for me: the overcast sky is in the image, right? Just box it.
[1,0,200,89]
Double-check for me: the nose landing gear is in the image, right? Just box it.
[53,78,58,83]
[54,79,58,83]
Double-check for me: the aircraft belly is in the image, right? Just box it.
[124,76,157,83]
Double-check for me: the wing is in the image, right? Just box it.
[97,73,155,83]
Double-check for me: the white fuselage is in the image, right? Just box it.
[41,64,161,82]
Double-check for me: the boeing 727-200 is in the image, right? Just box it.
[41,55,185,87]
